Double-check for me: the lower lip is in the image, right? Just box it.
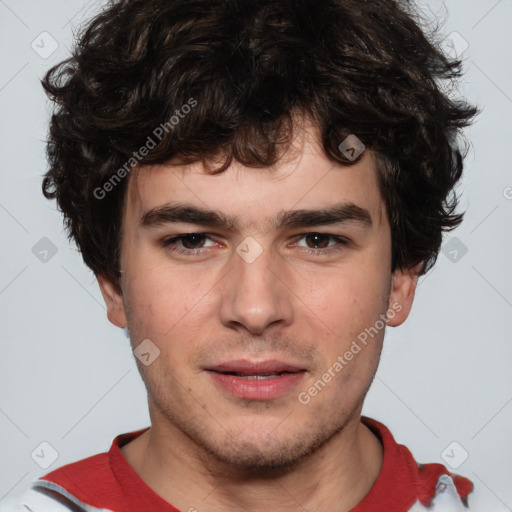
[207,371,306,401]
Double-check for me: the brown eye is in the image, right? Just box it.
[162,233,216,256]
[176,234,207,249]
[294,233,350,257]
[304,233,332,249]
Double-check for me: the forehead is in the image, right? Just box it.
[123,137,386,232]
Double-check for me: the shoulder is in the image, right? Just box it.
[0,485,70,512]
[0,429,148,512]
[0,480,112,512]
[409,464,474,511]
[0,452,113,512]
[42,451,111,491]
[361,416,476,511]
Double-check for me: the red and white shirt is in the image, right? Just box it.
[1,416,474,512]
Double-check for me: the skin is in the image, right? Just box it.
[98,123,421,512]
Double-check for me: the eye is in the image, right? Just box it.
[294,233,350,255]
[161,232,350,258]
[162,233,217,255]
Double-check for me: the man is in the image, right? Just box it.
[2,0,478,510]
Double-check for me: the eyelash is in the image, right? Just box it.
[161,233,350,257]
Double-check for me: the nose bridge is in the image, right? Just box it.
[218,236,293,334]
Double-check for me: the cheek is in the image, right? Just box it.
[312,278,386,394]
[123,263,213,346]
[304,264,388,333]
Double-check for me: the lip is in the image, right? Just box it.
[207,359,305,375]
[205,359,306,401]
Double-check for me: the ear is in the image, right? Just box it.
[97,274,128,328]
[386,262,423,327]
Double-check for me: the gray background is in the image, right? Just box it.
[0,0,511,509]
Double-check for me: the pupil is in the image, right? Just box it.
[307,233,328,249]
[183,234,204,249]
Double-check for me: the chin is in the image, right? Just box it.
[197,437,316,474]
[191,415,347,474]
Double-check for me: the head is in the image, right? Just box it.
[42,0,476,472]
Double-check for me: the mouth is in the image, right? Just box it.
[205,360,307,400]
[213,371,298,380]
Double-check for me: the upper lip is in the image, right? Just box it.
[206,359,305,375]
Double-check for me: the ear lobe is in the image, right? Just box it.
[97,274,128,328]
[386,261,423,327]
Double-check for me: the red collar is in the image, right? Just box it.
[41,416,472,512]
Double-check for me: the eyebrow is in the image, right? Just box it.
[140,202,373,231]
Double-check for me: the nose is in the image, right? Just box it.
[218,238,294,335]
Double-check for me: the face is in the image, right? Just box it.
[98,126,419,471]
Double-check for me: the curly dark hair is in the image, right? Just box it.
[41,0,477,287]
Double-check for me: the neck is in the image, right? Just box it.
[122,413,383,512]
